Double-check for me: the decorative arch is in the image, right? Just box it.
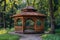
[36,19,41,26]
[25,18,34,27]
[16,18,22,26]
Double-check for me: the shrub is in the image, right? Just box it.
[42,34,60,40]
[0,29,7,34]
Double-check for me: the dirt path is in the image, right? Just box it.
[19,34,42,40]
[9,32,42,40]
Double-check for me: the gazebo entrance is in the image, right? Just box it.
[24,18,35,33]
[25,19,34,30]
[12,6,46,33]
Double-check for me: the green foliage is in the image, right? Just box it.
[42,34,60,40]
[36,20,41,26]
[25,19,34,27]
[16,19,22,26]
[55,29,60,34]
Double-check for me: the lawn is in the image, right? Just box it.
[0,28,20,40]
[0,34,20,40]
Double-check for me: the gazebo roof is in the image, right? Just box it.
[22,6,35,10]
[12,6,46,17]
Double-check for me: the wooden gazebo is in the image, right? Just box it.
[12,6,46,33]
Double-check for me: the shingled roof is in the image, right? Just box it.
[12,6,46,17]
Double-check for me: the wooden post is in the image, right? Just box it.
[22,17,24,33]
[14,18,16,27]
[34,17,37,32]
[40,18,44,32]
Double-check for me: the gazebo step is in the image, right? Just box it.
[24,30,36,34]
[25,30,35,32]
[15,31,24,34]
[24,30,44,34]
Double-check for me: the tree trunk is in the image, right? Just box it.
[49,0,55,34]
[27,0,29,6]
[33,0,35,7]
[3,0,6,28]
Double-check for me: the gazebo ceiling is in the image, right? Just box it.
[12,6,46,17]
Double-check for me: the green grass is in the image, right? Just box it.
[0,34,20,40]
[42,34,60,40]
[0,28,20,40]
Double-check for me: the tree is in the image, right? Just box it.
[0,0,6,28]
[49,0,56,34]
